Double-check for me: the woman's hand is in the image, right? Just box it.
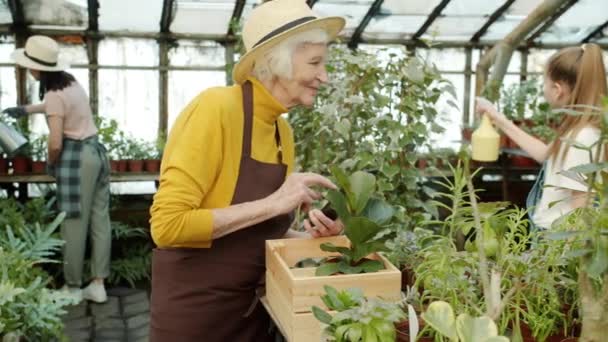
[270,172,337,216]
[475,97,509,128]
[303,209,344,238]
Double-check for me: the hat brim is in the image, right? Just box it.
[11,49,70,72]
[232,16,345,84]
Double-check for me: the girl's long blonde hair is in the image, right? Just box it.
[545,43,607,162]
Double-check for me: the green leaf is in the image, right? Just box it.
[359,259,385,273]
[326,189,351,223]
[338,260,363,274]
[352,241,388,262]
[316,262,341,276]
[346,324,363,341]
[320,243,352,255]
[568,162,608,175]
[372,320,397,342]
[558,170,588,186]
[361,198,395,225]
[543,231,582,240]
[456,313,499,341]
[345,217,383,246]
[421,301,457,341]
[587,242,608,277]
[312,305,333,324]
[484,338,510,342]
[349,171,376,215]
[363,325,379,342]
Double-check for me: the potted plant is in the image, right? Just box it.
[29,135,47,174]
[265,167,401,342]
[10,149,30,175]
[0,152,8,175]
[144,134,165,173]
[312,285,405,342]
[125,138,147,173]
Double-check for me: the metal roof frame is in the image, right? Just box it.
[348,0,383,49]
[413,0,451,40]
[526,0,579,44]
[471,0,516,42]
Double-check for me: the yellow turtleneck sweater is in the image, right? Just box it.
[150,77,295,248]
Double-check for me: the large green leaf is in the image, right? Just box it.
[568,162,608,175]
[338,261,363,274]
[359,259,385,273]
[372,319,396,342]
[312,305,332,324]
[330,166,355,210]
[345,217,383,246]
[316,262,341,276]
[421,301,457,341]
[456,313,498,342]
[326,189,351,223]
[349,171,376,215]
[361,198,394,225]
[320,243,352,255]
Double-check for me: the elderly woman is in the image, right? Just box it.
[149,0,345,340]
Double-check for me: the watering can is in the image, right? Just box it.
[0,121,28,156]
[471,115,500,162]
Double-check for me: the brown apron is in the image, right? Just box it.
[150,81,292,341]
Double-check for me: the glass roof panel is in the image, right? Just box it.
[99,0,163,32]
[24,0,88,30]
[537,0,608,44]
[0,36,15,63]
[481,0,544,42]
[423,16,487,41]
[171,0,256,36]
[314,0,374,37]
[442,0,504,16]
[363,0,441,40]
[0,1,12,24]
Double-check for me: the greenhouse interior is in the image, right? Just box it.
[1,0,608,341]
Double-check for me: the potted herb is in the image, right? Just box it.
[143,135,165,173]
[125,138,148,173]
[29,135,47,174]
[265,167,401,341]
[312,285,405,342]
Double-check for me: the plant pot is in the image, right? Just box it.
[128,159,144,172]
[396,319,431,342]
[266,236,401,342]
[11,156,30,174]
[144,159,161,173]
[500,134,509,148]
[462,127,473,142]
[416,159,428,169]
[0,158,8,175]
[510,155,539,168]
[31,161,46,174]
[110,160,120,173]
[118,160,128,172]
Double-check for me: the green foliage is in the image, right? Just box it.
[29,135,47,161]
[0,198,76,340]
[312,285,404,342]
[96,116,126,159]
[315,167,395,276]
[87,221,152,288]
[422,301,508,342]
[289,45,454,231]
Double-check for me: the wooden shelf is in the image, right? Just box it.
[0,172,159,183]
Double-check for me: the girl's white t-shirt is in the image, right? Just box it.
[532,125,601,229]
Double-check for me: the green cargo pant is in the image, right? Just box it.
[61,143,111,286]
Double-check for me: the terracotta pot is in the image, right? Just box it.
[511,155,539,168]
[118,160,128,172]
[144,159,161,173]
[110,160,120,173]
[416,159,428,169]
[31,161,46,174]
[0,158,8,175]
[128,160,144,173]
[462,127,474,142]
[11,156,30,174]
[395,319,431,342]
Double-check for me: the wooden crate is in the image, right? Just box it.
[265,236,401,342]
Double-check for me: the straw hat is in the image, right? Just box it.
[232,0,345,84]
[11,35,69,72]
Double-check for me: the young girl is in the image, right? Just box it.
[476,43,607,230]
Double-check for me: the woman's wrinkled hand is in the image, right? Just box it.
[303,209,344,238]
[475,97,509,127]
[270,172,336,216]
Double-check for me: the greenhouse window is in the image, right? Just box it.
[24,0,88,30]
[98,0,163,32]
[168,40,226,68]
[537,0,608,44]
[99,38,159,67]
[314,0,374,37]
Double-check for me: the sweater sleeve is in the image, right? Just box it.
[150,92,223,248]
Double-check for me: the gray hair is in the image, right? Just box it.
[251,29,329,81]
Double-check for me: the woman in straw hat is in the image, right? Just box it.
[3,35,111,304]
[149,0,345,340]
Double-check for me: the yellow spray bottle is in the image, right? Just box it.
[472,115,500,162]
